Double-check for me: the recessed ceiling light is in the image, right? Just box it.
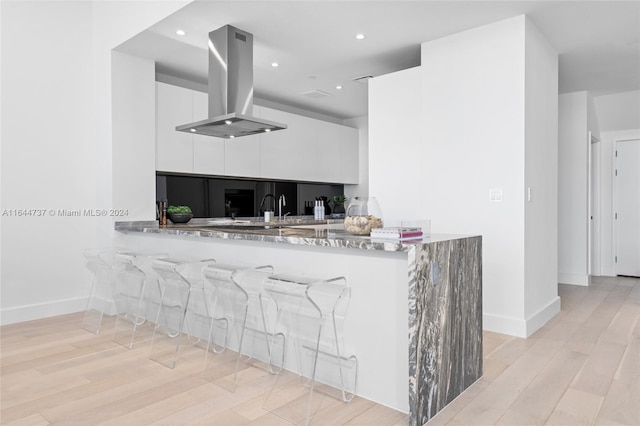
[189,128,196,132]
[264,128,271,133]
[336,85,343,90]
[176,30,186,36]
[271,62,279,67]
[229,135,235,139]
[355,33,365,40]
[224,120,233,125]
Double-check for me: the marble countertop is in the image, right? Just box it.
[115,217,473,253]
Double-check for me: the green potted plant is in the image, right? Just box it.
[167,205,193,224]
[332,195,347,214]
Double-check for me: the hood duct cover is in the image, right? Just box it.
[176,25,287,139]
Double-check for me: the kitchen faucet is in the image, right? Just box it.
[278,194,286,221]
[260,194,276,214]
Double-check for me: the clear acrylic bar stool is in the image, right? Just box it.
[201,263,284,392]
[82,249,117,335]
[111,251,168,349]
[261,274,357,426]
[148,258,215,369]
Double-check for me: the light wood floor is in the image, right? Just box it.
[1,276,638,425]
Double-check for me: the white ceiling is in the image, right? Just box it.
[116,0,640,120]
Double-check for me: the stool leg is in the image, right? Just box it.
[112,267,148,349]
[81,259,114,335]
[113,264,152,349]
[261,297,285,374]
[149,283,191,369]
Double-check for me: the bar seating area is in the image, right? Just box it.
[81,248,358,426]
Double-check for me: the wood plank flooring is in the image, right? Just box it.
[1,275,638,425]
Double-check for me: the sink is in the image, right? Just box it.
[191,223,316,237]
[199,224,284,230]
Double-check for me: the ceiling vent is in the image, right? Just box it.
[300,89,331,99]
[352,75,373,85]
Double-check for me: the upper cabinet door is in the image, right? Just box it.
[340,126,359,184]
[314,120,342,183]
[156,82,194,173]
[225,105,262,179]
[260,107,319,181]
[308,120,359,184]
[192,89,225,175]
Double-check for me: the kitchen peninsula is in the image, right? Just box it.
[115,218,482,425]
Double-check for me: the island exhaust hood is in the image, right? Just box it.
[176,25,287,139]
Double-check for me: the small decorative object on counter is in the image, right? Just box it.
[167,205,193,224]
[332,195,347,215]
[304,201,314,215]
[314,199,325,220]
[370,227,423,240]
[320,196,332,216]
[344,196,383,235]
[159,200,168,227]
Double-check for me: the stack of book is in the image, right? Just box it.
[370,227,424,240]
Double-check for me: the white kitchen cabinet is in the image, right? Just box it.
[259,107,317,180]
[312,120,359,184]
[224,105,262,178]
[156,82,359,183]
[192,90,225,175]
[260,107,359,183]
[314,120,342,183]
[155,82,193,173]
[339,126,359,184]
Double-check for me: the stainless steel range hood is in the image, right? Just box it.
[176,25,286,139]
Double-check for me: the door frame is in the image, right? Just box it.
[588,132,601,276]
[613,137,640,276]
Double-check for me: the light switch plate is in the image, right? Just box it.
[489,188,503,202]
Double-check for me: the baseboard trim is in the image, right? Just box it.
[558,272,590,286]
[483,296,561,338]
[525,296,561,337]
[0,297,88,326]
[483,312,527,338]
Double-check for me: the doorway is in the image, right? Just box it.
[615,139,640,277]
[588,132,601,276]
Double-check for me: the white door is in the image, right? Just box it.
[616,139,640,277]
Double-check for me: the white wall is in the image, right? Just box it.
[1,1,97,323]
[111,51,157,221]
[0,0,189,325]
[558,92,589,285]
[523,19,560,333]
[594,90,640,132]
[370,16,559,337]
[558,91,602,285]
[422,16,528,335]
[369,66,422,225]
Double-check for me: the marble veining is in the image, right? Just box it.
[408,237,483,425]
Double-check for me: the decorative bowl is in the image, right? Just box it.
[168,213,193,224]
[344,215,383,235]
[344,197,384,235]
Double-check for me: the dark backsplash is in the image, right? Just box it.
[156,174,344,218]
